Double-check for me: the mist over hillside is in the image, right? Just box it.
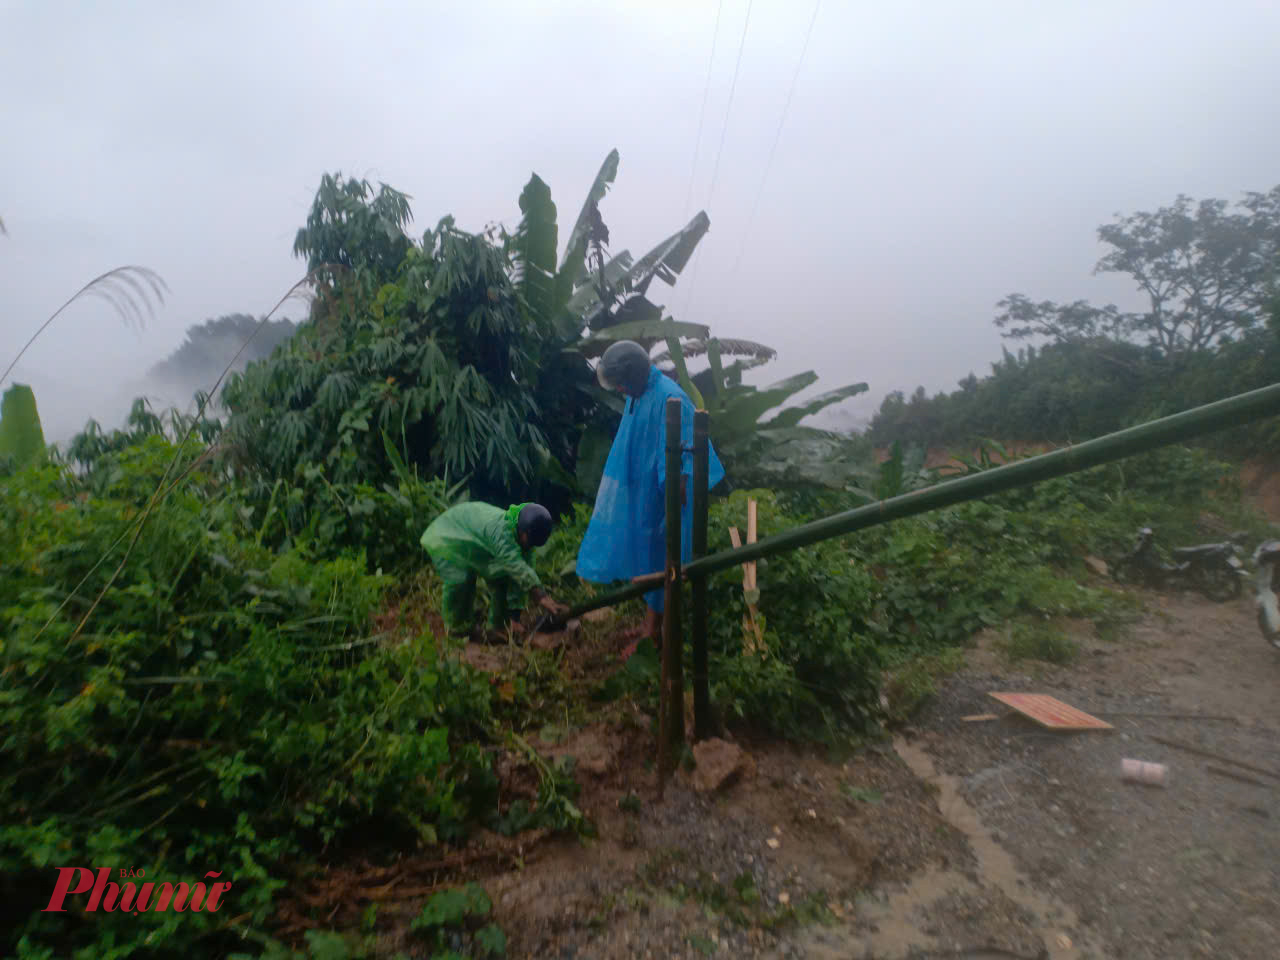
[8,313,299,449]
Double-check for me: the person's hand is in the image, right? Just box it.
[539,594,569,616]
[507,620,527,638]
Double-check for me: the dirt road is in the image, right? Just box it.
[899,590,1280,960]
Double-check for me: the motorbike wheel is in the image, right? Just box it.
[1197,564,1241,602]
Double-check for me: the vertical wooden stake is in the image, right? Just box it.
[730,504,765,656]
[658,397,685,796]
[692,409,710,741]
[745,499,763,653]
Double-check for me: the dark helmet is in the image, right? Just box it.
[597,340,651,395]
[517,503,553,547]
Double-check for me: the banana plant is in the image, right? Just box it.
[506,153,627,500]
[509,149,715,493]
[511,148,870,495]
[650,333,870,492]
[707,368,870,491]
[511,152,616,340]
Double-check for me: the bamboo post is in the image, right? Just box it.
[657,397,685,794]
[691,409,711,741]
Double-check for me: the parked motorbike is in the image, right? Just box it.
[1251,539,1280,649]
[1112,527,1246,602]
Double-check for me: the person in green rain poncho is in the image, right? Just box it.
[420,501,568,642]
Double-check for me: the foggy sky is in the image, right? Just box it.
[4,0,1279,445]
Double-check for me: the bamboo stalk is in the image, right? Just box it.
[561,382,1280,618]
[657,398,685,795]
[692,409,711,741]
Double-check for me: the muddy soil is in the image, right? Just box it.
[481,590,1277,959]
[289,583,1278,959]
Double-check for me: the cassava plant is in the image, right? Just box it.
[507,149,714,493]
[222,176,560,508]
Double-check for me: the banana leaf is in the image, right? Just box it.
[0,384,46,469]
[595,293,662,333]
[568,211,710,322]
[707,339,727,409]
[762,381,869,429]
[653,337,776,365]
[664,335,705,409]
[713,372,820,441]
[575,380,626,415]
[513,173,562,332]
[560,149,620,293]
[574,423,614,499]
[575,319,710,359]
[626,211,711,296]
[724,425,869,491]
[567,251,633,318]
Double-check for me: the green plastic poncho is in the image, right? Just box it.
[420,502,542,635]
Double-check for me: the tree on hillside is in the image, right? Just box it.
[148,313,298,400]
[996,185,1280,361]
[871,185,1280,452]
[292,174,414,297]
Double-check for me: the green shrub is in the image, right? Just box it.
[704,490,884,742]
[0,443,498,958]
[998,619,1080,665]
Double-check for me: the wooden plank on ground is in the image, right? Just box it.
[988,692,1113,730]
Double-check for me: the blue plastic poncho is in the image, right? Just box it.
[576,365,726,612]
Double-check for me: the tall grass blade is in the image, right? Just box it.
[1,265,169,390]
[34,269,332,646]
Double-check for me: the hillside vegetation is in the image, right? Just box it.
[870,186,1280,459]
[2,171,1276,959]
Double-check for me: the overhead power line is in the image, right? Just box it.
[681,0,725,224]
[728,0,821,280]
[704,0,754,218]
[680,0,755,320]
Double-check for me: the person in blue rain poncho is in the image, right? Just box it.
[576,340,725,655]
